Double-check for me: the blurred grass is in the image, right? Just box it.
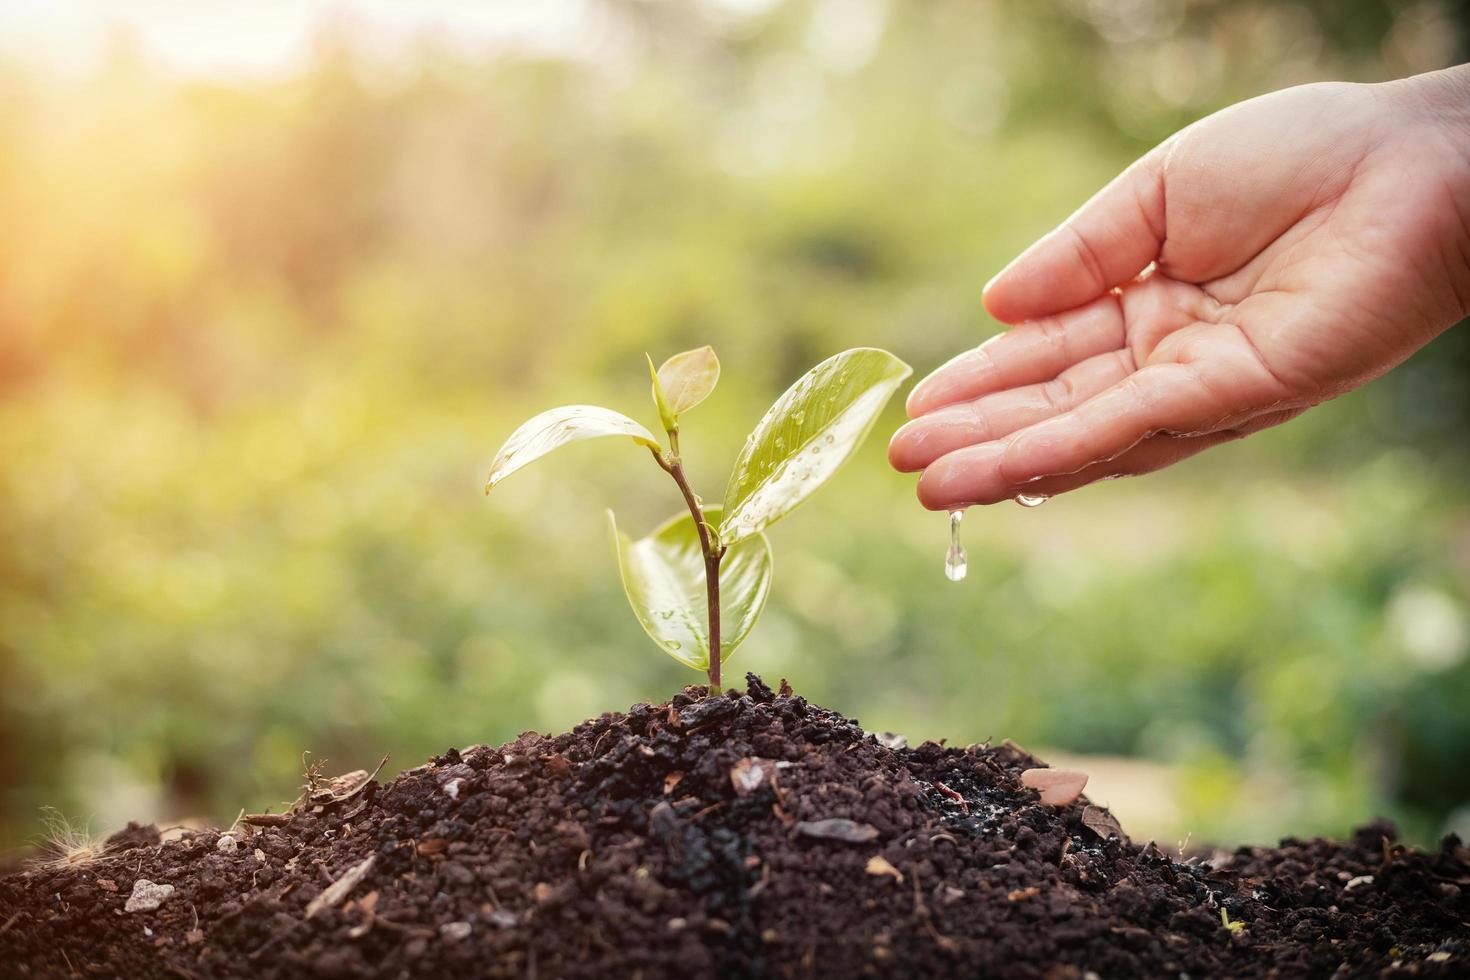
[1,0,1468,855]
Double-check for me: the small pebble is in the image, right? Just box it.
[443,778,464,800]
[216,834,238,854]
[486,909,518,929]
[124,879,174,913]
[440,922,472,943]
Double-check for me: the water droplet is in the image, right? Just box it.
[793,411,806,424]
[658,609,675,620]
[668,640,682,650]
[810,445,820,455]
[1015,494,1048,508]
[775,436,785,450]
[824,434,835,445]
[944,510,967,582]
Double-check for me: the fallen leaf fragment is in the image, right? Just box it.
[1008,886,1040,902]
[794,819,880,844]
[1080,805,1125,841]
[663,771,684,795]
[305,855,376,919]
[730,758,778,797]
[1020,768,1088,806]
[865,855,904,883]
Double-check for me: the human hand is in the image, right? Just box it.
[890,66,1470,509]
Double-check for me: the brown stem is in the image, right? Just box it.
[651,440,726,696]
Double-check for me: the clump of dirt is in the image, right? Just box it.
[2,676,1467,978]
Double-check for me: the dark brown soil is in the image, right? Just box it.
[2,676,1467,979]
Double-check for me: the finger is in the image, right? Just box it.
[916,358,1276,509]
[982,144,1168,324]
[994,406,1307,500]
[904,294,1124,417]
[890,348,1135,472]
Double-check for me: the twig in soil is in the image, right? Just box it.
[0,911,23,936]
[690,801,726,821]
[304,854,377,919]
[59,948,77,978]
[248,924,301,962]
[242,813,292,827]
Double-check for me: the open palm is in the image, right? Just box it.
[891,70,1470,509]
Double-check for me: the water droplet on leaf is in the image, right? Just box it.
[1015,494,1048,508]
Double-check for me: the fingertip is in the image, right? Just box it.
[915,470,958,511]
[887,422,921,473]
[981,267,1029,325]
[903,381,928,419]
[917,442,1007,510]
[904,349,979,418]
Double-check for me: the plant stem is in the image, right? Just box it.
[651,437,726,696]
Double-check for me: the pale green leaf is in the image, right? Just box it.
[608,507,772,670]
[657,346,720,417]
[486,406,660,492]
[647,354,677,433]
[721,348,910,544]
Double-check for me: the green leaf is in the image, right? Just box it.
[486,406,660,492]
[721,348,911,544]
[657,346,720,417]
[647,354,677,433]
[608,507,772,670]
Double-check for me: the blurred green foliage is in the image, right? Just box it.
[1,0,1468,855]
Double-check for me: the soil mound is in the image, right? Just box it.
[2,676,1467,978]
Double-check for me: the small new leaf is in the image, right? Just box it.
[647,354,678,434]
[608,507,771,671]
[486,406,660,492]
[657,346,720,417]
[721,348,910,544]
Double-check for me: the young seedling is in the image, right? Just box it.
[486,346,910,695]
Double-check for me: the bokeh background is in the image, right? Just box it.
[2,0,1468,859]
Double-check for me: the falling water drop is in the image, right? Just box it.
[944,510,968,582]
[1015,493,1049,508]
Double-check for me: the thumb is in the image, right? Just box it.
[983,142,1168,324]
